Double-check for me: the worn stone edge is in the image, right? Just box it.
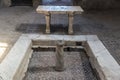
[0,35,33,80]
[85,38,120,80]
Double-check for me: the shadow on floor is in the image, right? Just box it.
[27,66,56,73]
[16,23,45,33]
[15,23,79,34]
[80,50,100,80]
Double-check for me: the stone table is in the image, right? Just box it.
[36,6,83,34]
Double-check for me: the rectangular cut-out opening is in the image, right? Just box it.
[23,47,99,80]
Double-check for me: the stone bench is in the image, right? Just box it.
[36,6,84,34]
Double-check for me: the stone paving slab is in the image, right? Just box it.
[25,34,98,42]
[36,6,83,14]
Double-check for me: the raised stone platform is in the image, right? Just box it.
[0,34,120,80]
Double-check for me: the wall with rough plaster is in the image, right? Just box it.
[80,0,120,10]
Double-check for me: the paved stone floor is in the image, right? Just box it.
[23,50,98,80]
[0,5,120,80]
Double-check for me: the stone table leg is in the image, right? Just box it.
[55,40,65,71]
[68,12,74,34]
[45,12,51,34]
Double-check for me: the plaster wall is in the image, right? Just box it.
[80,0,120,9]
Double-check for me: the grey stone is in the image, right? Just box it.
[55,40,65,71]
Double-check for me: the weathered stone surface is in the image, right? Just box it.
[0,36,33,80]
[55,40,65,71]
[85,40,120,80]
[27,34,88,42]
[36,6,83,14]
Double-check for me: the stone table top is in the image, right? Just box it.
[36,5,84,14]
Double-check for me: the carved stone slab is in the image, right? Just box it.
[36,6,84,14]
